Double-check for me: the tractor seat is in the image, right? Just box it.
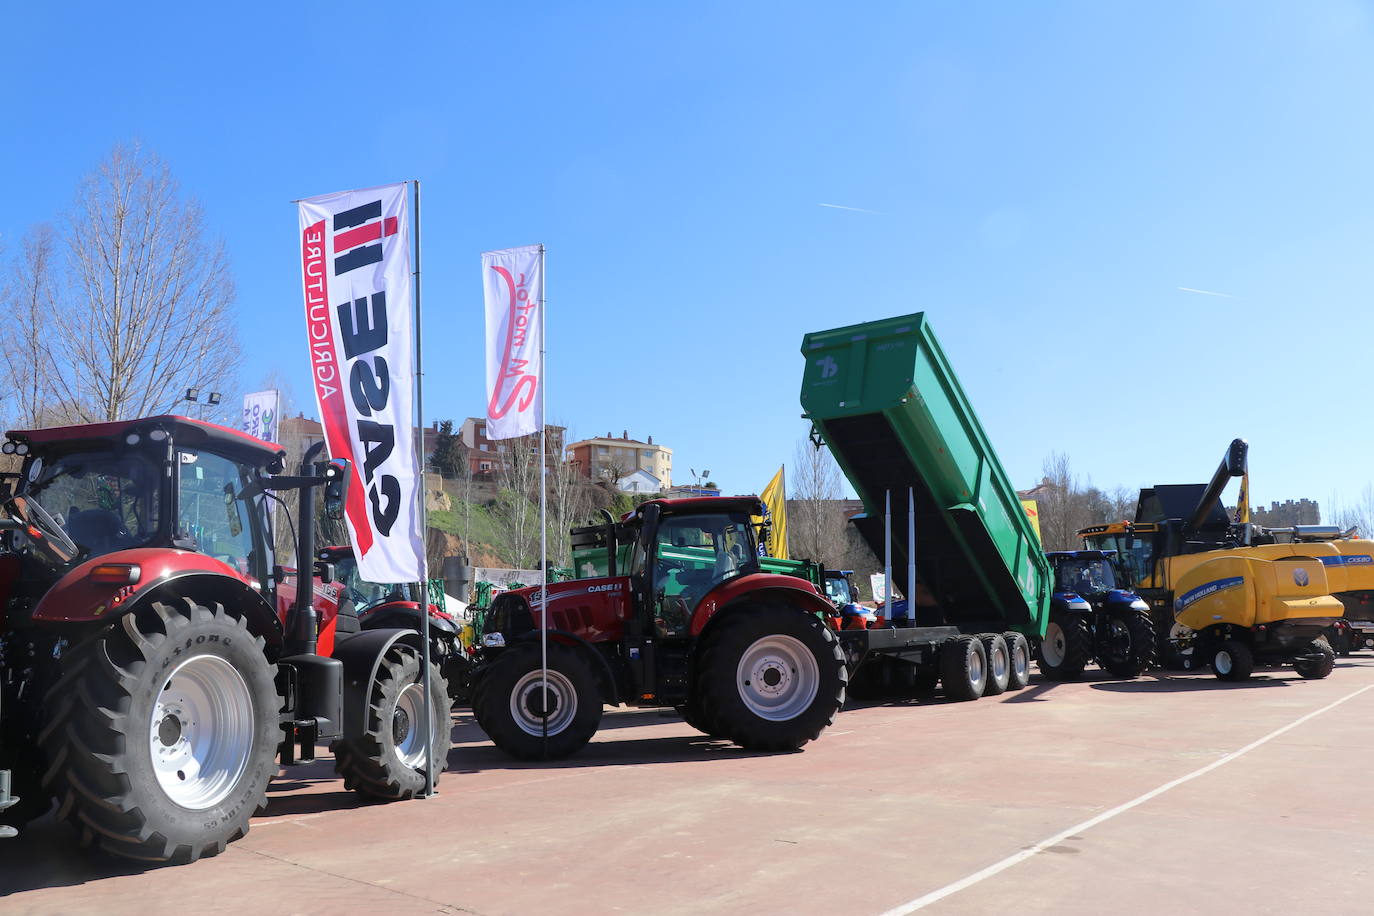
[66,508,132,554]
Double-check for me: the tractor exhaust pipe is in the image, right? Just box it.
[287,440,325,657]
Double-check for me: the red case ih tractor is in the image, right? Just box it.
[471,497,847,759]
[0,416,449,861]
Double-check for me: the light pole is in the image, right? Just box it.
[184,388,222,421]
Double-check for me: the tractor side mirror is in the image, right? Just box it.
[312,560,335,585]
[323,458,351,521]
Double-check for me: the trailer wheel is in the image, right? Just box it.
[1002,632,1031,690]
[37,600,280,863]
[1036,613,1091,681]
[696,605,846,752]
[939,635,988,701]
[978,634,1010,696]
[1098,608,1156,679]
[1294,639,1336,680]
[473,643,603,759]
[1212,638,1254,681]
[332,645,450,799]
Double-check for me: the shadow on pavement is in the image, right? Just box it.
[0,814,161,895]
[1090,672,1292,693]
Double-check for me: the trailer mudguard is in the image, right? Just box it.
[331,628,426,741]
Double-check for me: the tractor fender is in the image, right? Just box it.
[508,629,619,705]
[31,551,284,655]
[1050,593,1092,614]
[332,627,425,742]
[689,574,834,637]
[360,603,459,637]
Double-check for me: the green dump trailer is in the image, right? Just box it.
[800,312,1051,700]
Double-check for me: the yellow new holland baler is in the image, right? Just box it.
[1080,439,1367,680]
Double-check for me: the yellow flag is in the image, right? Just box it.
[1235,471,1250,524]
[1020,499,1042,542]
[760,466,788,559]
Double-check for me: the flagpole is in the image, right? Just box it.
[538,244,549,756]
[412,179,435,797]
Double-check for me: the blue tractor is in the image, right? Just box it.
[1038,550,1156,680]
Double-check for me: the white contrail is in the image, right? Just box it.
[1177,286,1235,298]
[819,203,881,214]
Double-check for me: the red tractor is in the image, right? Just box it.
[0,416,449,861]
[471,497,847,759]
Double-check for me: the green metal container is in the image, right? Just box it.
[800,312,1049,636]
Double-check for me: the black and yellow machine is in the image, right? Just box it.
[1079,439,1374,681]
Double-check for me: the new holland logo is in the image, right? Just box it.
[1293,567,1310,587]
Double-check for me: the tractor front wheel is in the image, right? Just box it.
[1037,613,1091,681]
[1098,608,1156,679]
[332,645,450,799]
[696,605,846,752]
[38,600,280,863]
[473,643,603,759]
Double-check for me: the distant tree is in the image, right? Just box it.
[789,439,849,567]
[1,224,66,427]
[703,481,719,490]
[429,420,465,479]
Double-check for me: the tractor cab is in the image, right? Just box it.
[1048,550,1119,599]
[0,416,283,600]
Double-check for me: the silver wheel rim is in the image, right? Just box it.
[1042,622,1067,666]
[150,654,253,810]
[967,646,985,687]
[1010,640,1029,679]
[1215,650,1233,675]
[510,669,578,737]
[393,682,427,768]
[989,643,1008,682]
[736,635,819,722]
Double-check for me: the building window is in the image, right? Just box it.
[480,444,488,452]
[479,461,492,471]
[598,446,609,456]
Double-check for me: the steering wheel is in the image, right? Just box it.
[6,495,80,561]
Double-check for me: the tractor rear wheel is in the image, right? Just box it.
[1037,613,1092,681]
[675,695,721,737]
[696,605,846,752]
[978,634,1010,696]
[1002,632,1031,690]
[38,600,280,863]
[1212,638,1254,681]
[1294,639,1336,679]
[473,643,603,759]
[939,635,988,701]
[332,645,450,799]
[1098,608,1156,679]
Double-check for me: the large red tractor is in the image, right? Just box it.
[472,497,847,759]
[0,416,449,861]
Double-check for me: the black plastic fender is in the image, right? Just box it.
[508,629,620,705]
[361,605,459,637]
[332,627,425,741]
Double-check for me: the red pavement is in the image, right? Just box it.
[4,656,1373,915]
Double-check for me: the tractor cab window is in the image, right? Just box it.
[824,575,854,607]
[651,512,757,636]
[177,450,264,580]
[1054,558,1116,595]
[334,554,406,612]
[21,449,162,559]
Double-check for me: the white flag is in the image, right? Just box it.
[298,183,423,582]
[241,389,281,444]
[482,245,544,440]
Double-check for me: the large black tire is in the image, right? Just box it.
[1002,632,1032,690]
[37,600,281,863]
[978,634,1010,696]
[472,643,603,759]
[332,645,450,799]
[939,635,988,701]
[1036,613,1092,681]
[675,694,722,737]
[1294,639,1336,680]
[1098,608,1157,679]
[695,605,847,752]
[1212,638,1254,681]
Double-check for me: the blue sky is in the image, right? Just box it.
[3,1,1372,513]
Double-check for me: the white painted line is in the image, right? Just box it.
[878,683,1374,915]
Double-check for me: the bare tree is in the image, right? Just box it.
[53,143,241,422]
[1328,486,1374,538]
[788,439,849,567]
[547,429,592,568]
[1,225,67,427]
[492,434,541,569]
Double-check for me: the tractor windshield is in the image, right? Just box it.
[1054,558,1116,595]
[824,575,854,607]
[21,448,163,558]
[651,511,758,635]
[334,554,410,611]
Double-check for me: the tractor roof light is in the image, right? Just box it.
[125,432,141,446]
[90,563,141,585]
[1,442,14,455]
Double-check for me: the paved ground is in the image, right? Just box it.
[5,656,1374,915]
